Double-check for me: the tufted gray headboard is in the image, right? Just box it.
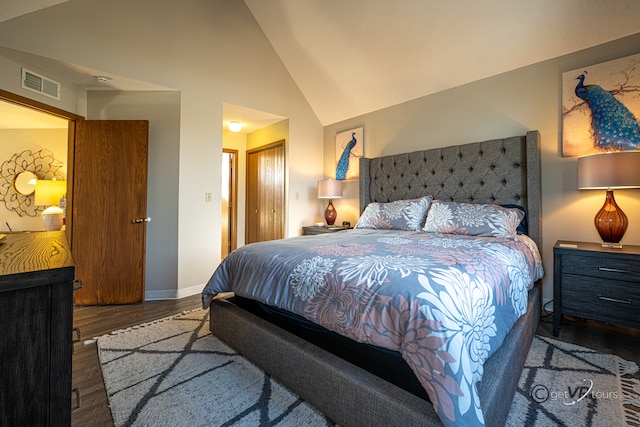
[359,130,542,247]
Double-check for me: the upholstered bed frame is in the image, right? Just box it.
[209,130,542,426]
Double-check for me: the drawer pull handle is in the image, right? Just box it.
[72,387,81,410]
[72,279,83,291]
[72,327,81,344]
[597,295,632,304]
[598,267,631,274]
[72,327,81,354]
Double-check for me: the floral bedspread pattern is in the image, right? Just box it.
[203,229,544,426]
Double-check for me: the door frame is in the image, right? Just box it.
[222,148,238,257]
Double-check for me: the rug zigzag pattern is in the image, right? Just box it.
[98,309,333,427]
[506,335,640,427]
[99,309,639,427]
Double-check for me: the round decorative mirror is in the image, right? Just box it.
[13,171,38,196]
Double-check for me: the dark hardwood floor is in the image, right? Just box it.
[71,294,202,427]
[71,296,640,427]
[536,310,640,366]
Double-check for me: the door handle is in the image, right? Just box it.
[132,217,150,224]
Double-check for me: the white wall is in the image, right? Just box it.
[0,53,85,114]
[324,33,640,306]
[0,0,323,298]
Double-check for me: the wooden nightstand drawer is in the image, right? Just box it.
[561,253,640,283]
[553,240,640,336]
[562,274,640,327]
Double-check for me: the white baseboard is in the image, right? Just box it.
[145,283,204,301]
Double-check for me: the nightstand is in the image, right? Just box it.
[553,240,640,336]
[302,225,351,235]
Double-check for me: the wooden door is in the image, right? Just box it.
[246,141,285,244]
[72,120,149,305]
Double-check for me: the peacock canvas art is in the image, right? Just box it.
[335,127,363,180]
[562,52,640,157]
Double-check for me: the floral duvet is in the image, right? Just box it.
[202,229,544,426]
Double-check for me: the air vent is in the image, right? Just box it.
[21,68,60,100]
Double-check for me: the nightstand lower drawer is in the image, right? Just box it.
[562,274,640,328]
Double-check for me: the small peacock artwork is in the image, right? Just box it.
[562,53,640,156]
[336,132,356,180]
[334,127,363,180]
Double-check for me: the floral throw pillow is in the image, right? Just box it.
[355,196,433,231]
[423,200,524,239]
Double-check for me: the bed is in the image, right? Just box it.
[203,130,543,427]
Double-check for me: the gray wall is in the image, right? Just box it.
[324,33,640,304]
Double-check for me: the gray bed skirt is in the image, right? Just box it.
[209,283,540,427]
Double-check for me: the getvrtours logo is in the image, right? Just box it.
[530,379,620,405]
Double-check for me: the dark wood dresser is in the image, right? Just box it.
[553,240,640,336]
[0,231,75,426]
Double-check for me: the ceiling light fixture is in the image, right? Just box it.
[95,76,112,83]
[228,121,242,132]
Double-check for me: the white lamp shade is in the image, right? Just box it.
[317,179,343,199]
[578,151,640,189]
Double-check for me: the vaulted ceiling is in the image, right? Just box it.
[2,0,640,126]
[244,0,640,124]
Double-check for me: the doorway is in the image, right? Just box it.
[221,149,237,258]
[0,90,150,305]
[0,89,77,240]
[222,102,289,247]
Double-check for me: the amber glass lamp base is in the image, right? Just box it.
[594,189,628,248]
[324,199,337,226]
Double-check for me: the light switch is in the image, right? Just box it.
[205,192,212,202]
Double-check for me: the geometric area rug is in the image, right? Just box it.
[506,335,640,427]
[98,309,640,427]
[97,309,333,427]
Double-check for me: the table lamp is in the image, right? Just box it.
[317,179,343,226]
[578,151,640,248]
[35,179,67,231]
